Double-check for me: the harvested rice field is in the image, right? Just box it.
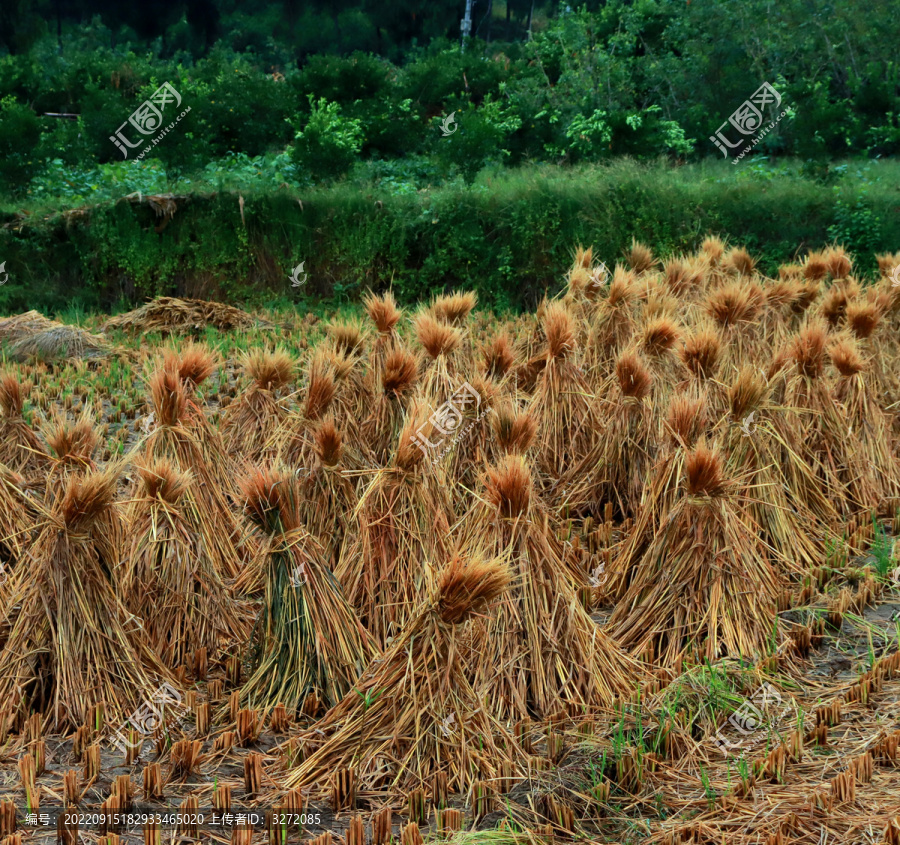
[2,242,900,845]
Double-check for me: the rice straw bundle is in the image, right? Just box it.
[777,320,852,519]
[360,345,419,465]
[0,468,179,729]
[270,352,338,467]
[703,280,767,370]
[221,349,295,463]
[0,373,46,477]
[0,465,39,595]
[480,332,517,382]
[568,350,656,519]
[161,345,236,496]
[141,369,245,580]
[324,320,372,435]
[432,374,499,506]
[121,458,251,668]
[485,400,537,465]
[716,366,824,576]
[41,410,123,567]
[431,291,477,327]
[605,392,710,601]
[412,312,464,409]
[238,466,375,712]
[609,445,782,666]
[336,406,453,649]
[636,314,684,387]
[462,455,646,721]
[829,335,900,515]
[678,324,725,413]
[295,418,359,565]
[529,302,601,509]
[363,290,403,387]
[280,553,524,796]
[628,240,658,275]
[586,266,639,380]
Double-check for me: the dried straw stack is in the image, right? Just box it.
[121,458,251,668]
[360,345,418,465]
[828,335,900,516]
[412,312,465,410]
[295,418,359,566]
[336,406,453,650]
[0,468,179,729]
[717,365,829,576]
[463,455,646,721]
[363,290,402,386]
[609,445,782,666]
[238,466,375,712]
[585,266,640,382]
[529,302,601,511]
[0,373,47,477]
[280,553,525,796]
[777,320,852,521]
[162,345,237,497]
[570,350,656,519]
[104,296,273,334]
[270,352,338,467]
[221,349,295,464]
[140,369,245,580]
[605,393,709,601]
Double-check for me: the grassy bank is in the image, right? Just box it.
[1,157,896,314]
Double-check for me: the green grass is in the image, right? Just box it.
[1,156,897,314]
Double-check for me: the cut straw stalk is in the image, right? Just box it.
[461,455,646,721]
[0,468,180,729]
[238,467,376,712]
[609,445,783,665]
[121,458,251,668]
[280,553,525,797]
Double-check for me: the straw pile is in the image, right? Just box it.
[610,445,783,665]
[239,466,375,712]
[280,553,525,796]
[336,407,454,649]
[463,454,647,721]
[0,468,178,728]
[120,458,251,668]
[104,296,274,334]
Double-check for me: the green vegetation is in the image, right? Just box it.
[1,0,896,308]
[1,157,897,313]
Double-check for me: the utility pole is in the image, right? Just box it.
[461,0,474,51]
